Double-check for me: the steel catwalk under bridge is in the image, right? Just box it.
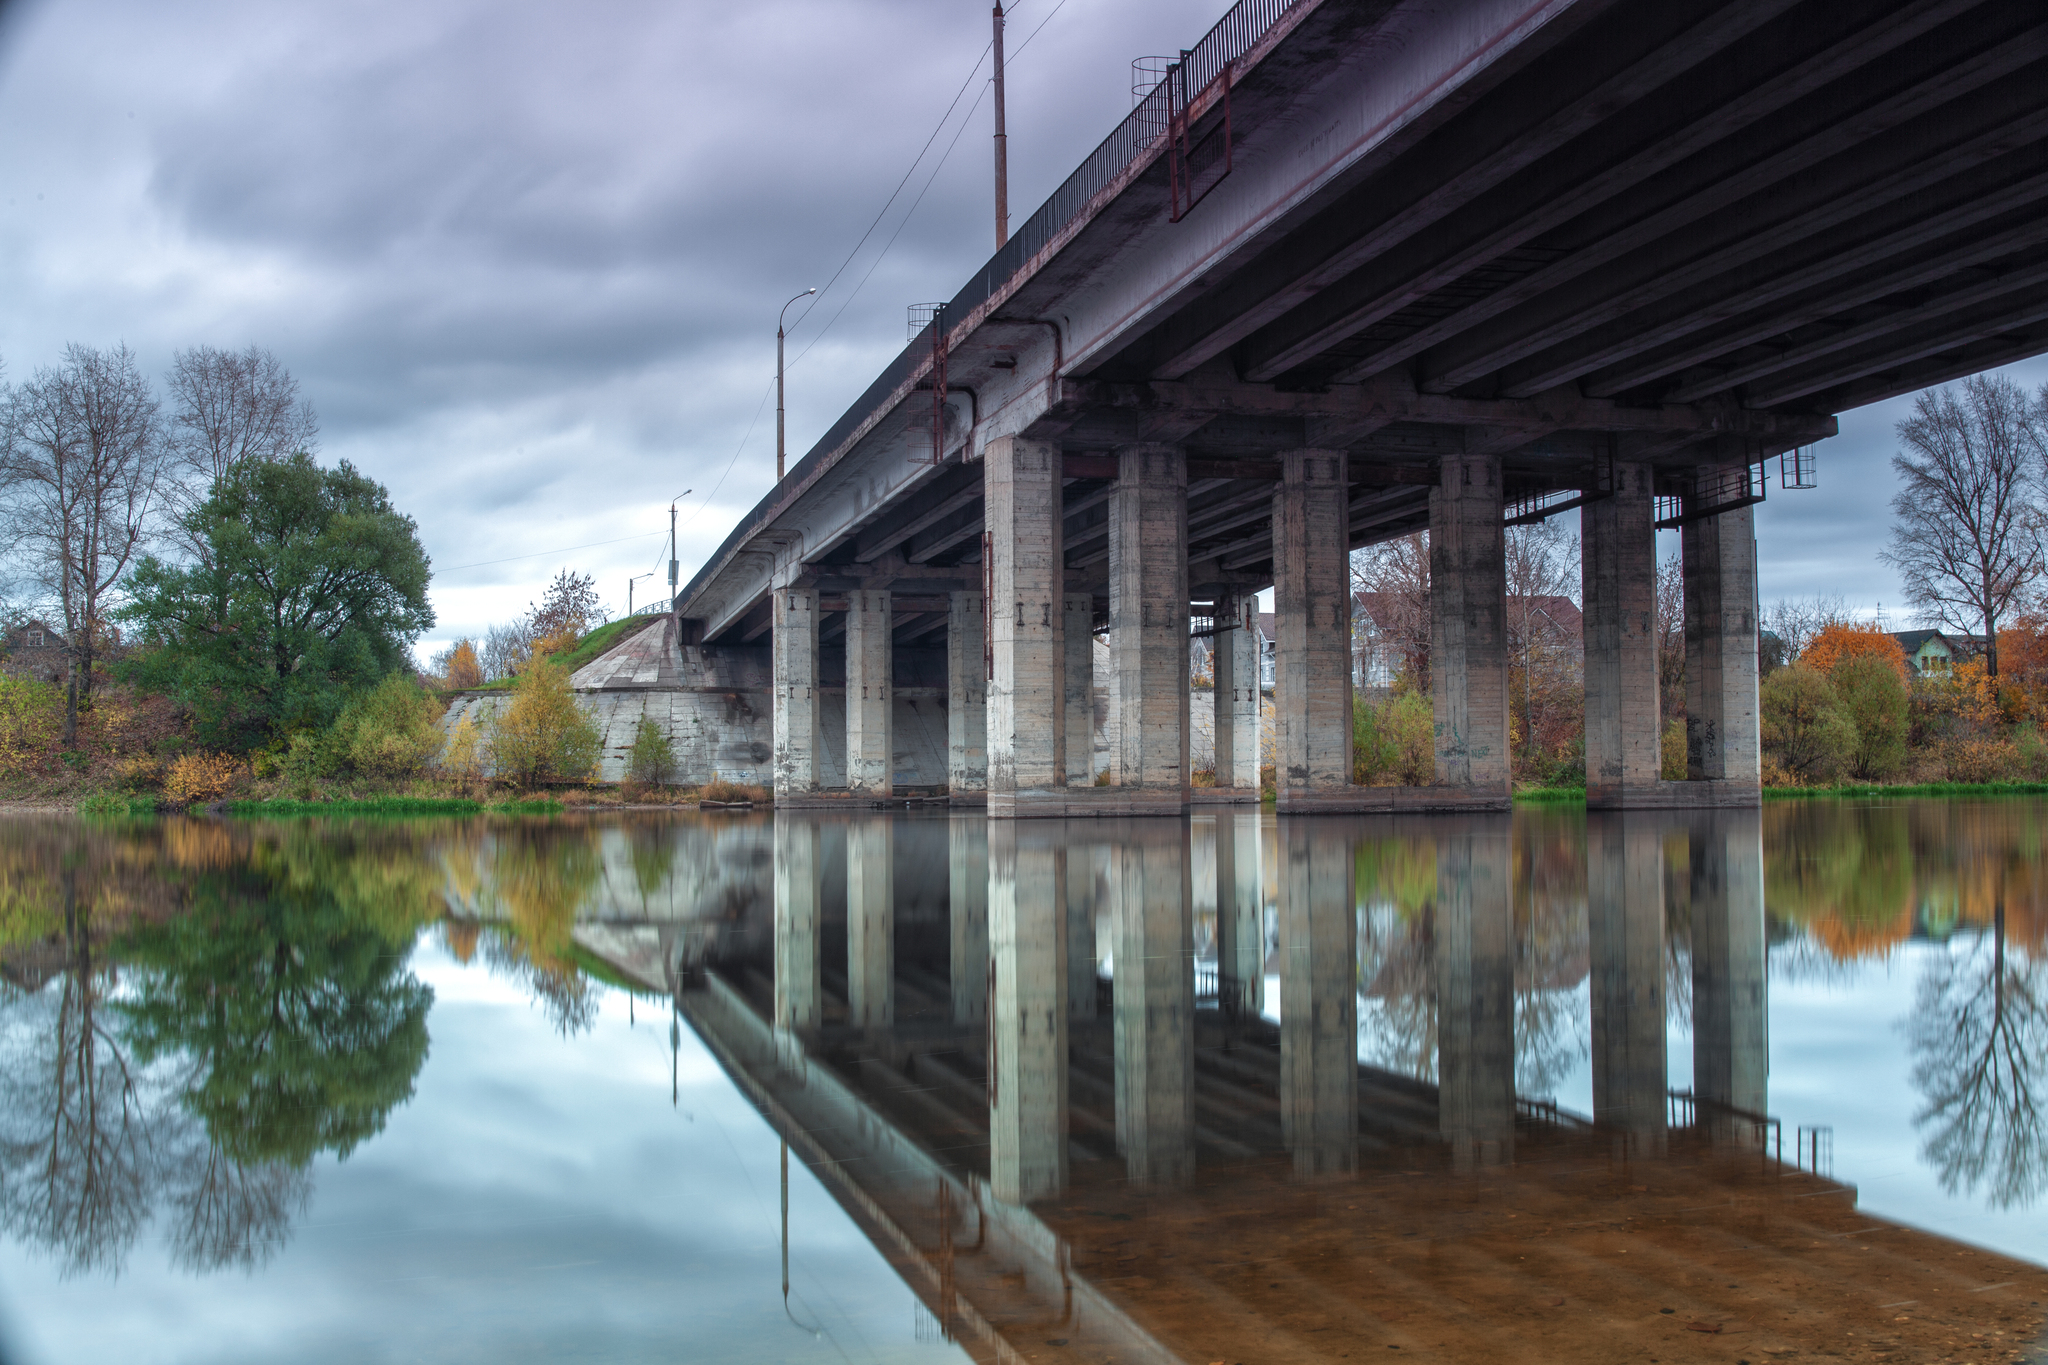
[678,0,2048,647]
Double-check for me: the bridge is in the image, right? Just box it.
[674,0,2048,815]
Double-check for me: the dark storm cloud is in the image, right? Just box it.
[2,0,2040,646]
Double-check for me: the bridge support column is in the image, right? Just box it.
[1065,593,1096,785]
[847,817,893,1030]
[1683,497,1761,787]
[773,816,822,1066]
[1272,449,1352,809]
[1436,817,1515,1169]
[1281,820,1358,1178]
[989,821,1068,1204]
[1214,808,1263,1019]
[1691,809,1766,1143]
[1588,813,1667,1157]
[1113,823,1195,1188]
[946,591,987,795]
[1583,463,1662,806]
[1431,454,1511,791]
[985,435,1066,817]
[846,589,893,797]
[771,587,822,800]
[1108,444,1190,808]
[1213,591,1260,790]
[949,816,988,1025]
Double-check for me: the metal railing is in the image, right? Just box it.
[1669,1088,1784,1172]
[678,0,1312,614]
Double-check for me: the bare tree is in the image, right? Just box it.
[1503,519,1581,764]
[1351,532,1431,691]
[1762,592,1851,669]
[164,345,318,494]
[1,344,168,743]
[1879,374,2046,677]
[1655,552,1686,721]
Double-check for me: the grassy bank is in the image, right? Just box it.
[1514,787,1587,804]
[224,796,564,817]
[1508,781,2048,805]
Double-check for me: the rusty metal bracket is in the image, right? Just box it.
[1169,60,1231,222]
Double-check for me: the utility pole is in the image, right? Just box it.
[777,288,817,481]
[665,488,691,610]
[993,2,1009,249]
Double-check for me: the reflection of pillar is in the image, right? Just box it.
[946,591,987,793]
[846,589,893,797]
[1108,444,1190,802]
[1213,808,1264,1018]
[1431,453,1510,789]
[989,821,1068,1204]
[1582,462,1661,805]
[1436,817,1515,1168]
[1281,819,1358,1178]
[1691,809,1766,1139]
[986,435,1066,816]
[1065,835,1099,1019]
[949,818,988,1026]
[1587,813,1667,1155]
[1213,593,1261,790]
[772,587,822,799]
[1065,593,1096,785]
[773,816,822,1063]
[1272,449,1351,801]
[1113,822,1195,1187]
[847,819,893,1030]
[1683,498,1760,784]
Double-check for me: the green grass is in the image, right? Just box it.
[565,943,668,999]
[460,615,661,691]
[222,795,563,817]
[1763,781,2048,800]
[1513,786,1587,804]
[77,793,159,818]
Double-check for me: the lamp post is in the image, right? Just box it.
[667,489,693,607]
[627,572,653,617]
[777,288,817,482]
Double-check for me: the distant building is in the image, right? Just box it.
[2,620,68,685]
[1893,629,1958,676]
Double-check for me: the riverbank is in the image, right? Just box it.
[1511,780,2048,803]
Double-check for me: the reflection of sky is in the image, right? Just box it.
[0,937,970,1365]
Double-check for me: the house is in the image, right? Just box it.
[1893,629,1957,676]
[2,620,68,685]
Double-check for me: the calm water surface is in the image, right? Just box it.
[0,801,2042,1363]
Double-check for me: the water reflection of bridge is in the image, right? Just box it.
[567,810,2048,1364]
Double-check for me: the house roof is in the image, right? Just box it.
[1893,630,1951,654]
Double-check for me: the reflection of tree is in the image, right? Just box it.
[1909,890,2047,1210]
[448,825,604,1034]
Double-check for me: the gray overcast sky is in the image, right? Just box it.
[2,0,2043,657]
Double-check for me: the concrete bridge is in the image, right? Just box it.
[676,0,2048,813]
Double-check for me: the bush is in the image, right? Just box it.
[441,712,486,792]
[1803,622,1909,679]
[626,717,676,787]
[1661,717,1688,780]
[165,752,247,803]
[1760,664,1856,784]
[1354,692,1433,784]
[0,674,62,773]
[487,656,600,787]
[1832,655,1908,780]
[332,673,447,779]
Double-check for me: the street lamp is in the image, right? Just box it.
[667,489,693,604]
[627,571,653,617]
[777,288,817,482]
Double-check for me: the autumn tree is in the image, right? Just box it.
[0,343,170,745]
[1803,622,1909,679]
[430,637,483,689]
[1351,532,1430,691]
[1503,519,1582,776]
[1879,374,2046,677]
[528,567,604,658]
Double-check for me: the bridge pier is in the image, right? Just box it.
[985,435,1068,818]
[946,591,987,796]
[1064,592,1095,786]
[846,817,893,1030]
[948,816,988,1026]
[1436,818,1516,1170]
[1108,444,1192,810]
[1684,496,1761,789]
[1583,463,1663,807]
[1271,450,1353,811]
[1112,823,1196,1188]
[1690,809,1767,1144]
[772,816,822,1065]
[1280,820,1358,1178]
[1431,453,1511,794]
[845,589,892,797]
[771,587,822,801]
[1212,592,1260,792]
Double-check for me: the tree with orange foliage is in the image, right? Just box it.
[1802,621,1909,679]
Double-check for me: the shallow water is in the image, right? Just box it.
[0,801,2041,1363]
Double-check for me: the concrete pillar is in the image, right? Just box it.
[845,589,893,796]
[845,817,892,1030]
[989,821,1068,1203]
[1587,813,1667,1156]
[1213,593,1261,790]
[1112,822,1195,1187]
[1065,593,1096,785]
[1280,819,1358,1178]
[1430,453,1511,789]
[1683,498,1761,784]
[1691,809,1767,1140]
[1213,807,1264,1018]
[773,816,822,1065]
[1108,445,1190,801]
[946,591,987,793]
[1582,462,1661,804]
[985,435,1066,816]
[1436,817,1515,1168]
[1066,838,1100,1019]
[1272,450,1352,799]
[949,817,989,1026]
[772,587,822,799]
